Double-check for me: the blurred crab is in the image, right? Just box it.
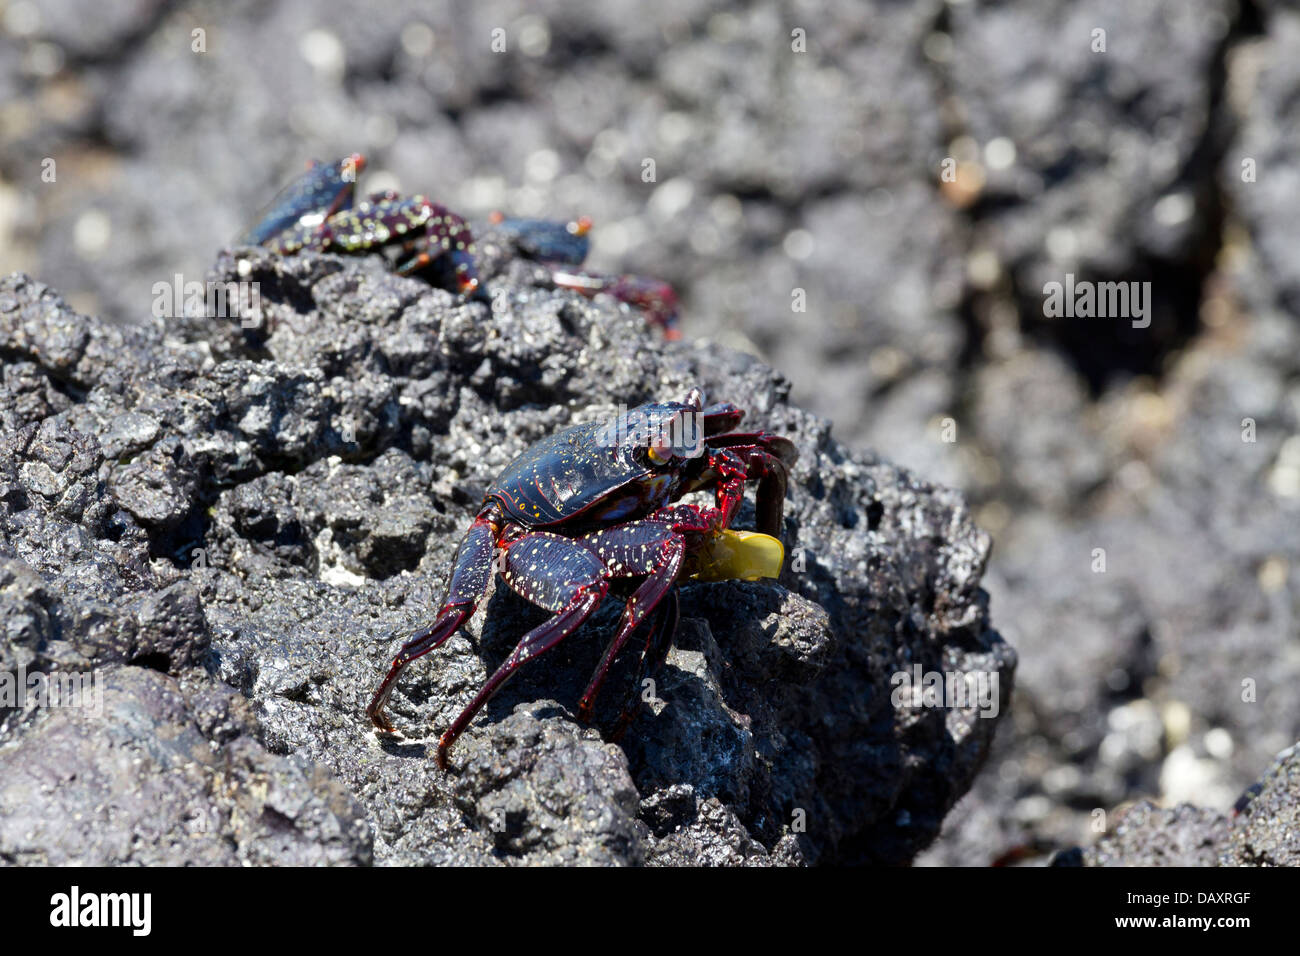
[239,154,481,296]
[487,211,683,339]
[367,389,797,767]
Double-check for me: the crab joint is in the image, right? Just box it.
[687,529,785,582]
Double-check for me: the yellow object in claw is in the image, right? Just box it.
[687,529,785,582]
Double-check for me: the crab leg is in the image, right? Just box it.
[379,196,480,294]
[282,195,481,296]
[692,446,758,530]
[366,510,499,732]
[550,270,682,340]
[577,496,756,726]
[610,588,680,741]
[436,532,610,767]
[575,521,689,721]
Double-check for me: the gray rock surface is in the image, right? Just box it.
[0,248,1011,865]
[921,0,1300,866]
[0,666,372,866]
[1221,742,1300,867]
[1059,742,1300,867]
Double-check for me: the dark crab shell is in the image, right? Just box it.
[486,402,697,528]
[237,154,362,247]
[491,216,591,266]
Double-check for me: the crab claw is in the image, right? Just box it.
[701,401,745,435]
[758,434,799,468]
[700,430,798,537]
[754,438,797,537]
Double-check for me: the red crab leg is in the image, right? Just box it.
[386,197,481,295]
[610,588,680,741]
[366,510,499,732]
[575,519,694,722]
[436,532,610,768]
[550,270,682,339]
[308,195,481,297]
[705,430,798,459]
[576,500,725,725]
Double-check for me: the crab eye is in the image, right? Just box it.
[646,421,679,462]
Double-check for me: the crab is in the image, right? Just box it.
[487,211,683,340]
[366,389,798,768]
[239,154,482,297]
